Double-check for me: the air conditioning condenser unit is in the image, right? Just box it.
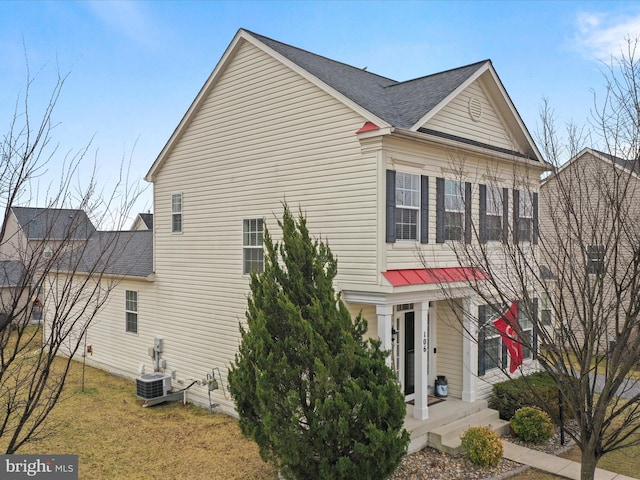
[136,373,172,400]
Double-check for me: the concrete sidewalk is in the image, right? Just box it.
[503,441,637,480]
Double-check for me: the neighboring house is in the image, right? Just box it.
[0,207,97,324]
[0,260,29,324]
[131,213,153,231]
[539,147,640,350]
[50,29,548,424]
[0,207,96,261]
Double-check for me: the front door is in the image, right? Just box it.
[404,311,415,396]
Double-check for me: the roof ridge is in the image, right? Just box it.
[242,29,399,84]
[12,206,86,212]
[384,59,489,88]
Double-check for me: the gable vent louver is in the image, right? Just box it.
[468,97,483,122]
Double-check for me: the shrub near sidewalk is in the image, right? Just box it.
[460,426,503,468]
[489,372,561,420]
[511,407,554,444]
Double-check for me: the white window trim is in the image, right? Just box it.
[125,290,138,334]
[481,305,503,374]
[171,193,183,234]
[519,190,533,219]
[395,171,420,241]
[586,245,605,275]
[485,186,503,242]
[444,179,464,213]
[242,218,264,275]
[486,186,503,216]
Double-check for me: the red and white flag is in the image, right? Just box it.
[493,300,522,373]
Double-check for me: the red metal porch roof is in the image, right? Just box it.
[382,267,487,287]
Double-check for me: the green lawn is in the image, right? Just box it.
[0,360,277,479]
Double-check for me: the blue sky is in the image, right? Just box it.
[2,0,640,221]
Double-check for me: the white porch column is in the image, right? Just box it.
[462,296,478,402]
[376,304,393,368]
[413,301,429,420]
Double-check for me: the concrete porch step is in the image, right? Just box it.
[427,409,510,456]
[406,399,490,454]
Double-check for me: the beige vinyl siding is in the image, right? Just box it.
[81,279,153,373]
[146,39,378,410]
[347,303,377,340]
[384,140,540,272]
[423,81,522,153]
[0,213,27,260]
[540,151,640,349]
[435,300,463,398]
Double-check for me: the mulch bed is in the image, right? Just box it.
[391,424,575,480]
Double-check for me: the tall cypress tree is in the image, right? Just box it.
[228,204,408,480]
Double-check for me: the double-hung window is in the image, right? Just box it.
[171,193,182,233]
[513,189,538,243]
[386,170,428,244]
[479,300,538,375]
[436,178,471,243]
[483,186,504,242]
[478,304,504,375]
[125,290,138,334]
[443,179,465,241]
[586,245,605,275]
[395,172,420,241]
[518,190,533,241]
[243,218,264,274]
[541,292,553,327]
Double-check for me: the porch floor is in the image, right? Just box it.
[404,397,509,454]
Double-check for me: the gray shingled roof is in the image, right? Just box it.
[246,30,488,129]
[0,261,25,287]
[68,230,153,278]
[138,213,153,230]
[12,207,96,240]
[580,148,640,175]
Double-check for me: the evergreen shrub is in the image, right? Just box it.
[460,426,503,468]
[510,406,554,444]
[228,204,409,480]
[489,372,558,420]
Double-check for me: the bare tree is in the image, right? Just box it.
[425,39,640,480]
[0,67,144,453]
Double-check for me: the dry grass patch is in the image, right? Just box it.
[9,361,277,479]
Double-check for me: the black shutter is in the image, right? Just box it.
[479,184,487,243]
[478,305,486,376]
[513,189,520,243]
[420,175,429,244]
[386,170,396,243]
[436,177,445,243]
[532,192,539,245]
[501,340,509,370]
[464,182,472,244]
[502,188,509,243]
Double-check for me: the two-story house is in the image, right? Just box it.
[539,147,640,354]
[63,30,547,428]
[0,207,98,323]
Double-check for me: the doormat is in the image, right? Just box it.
[407,396,445,406]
